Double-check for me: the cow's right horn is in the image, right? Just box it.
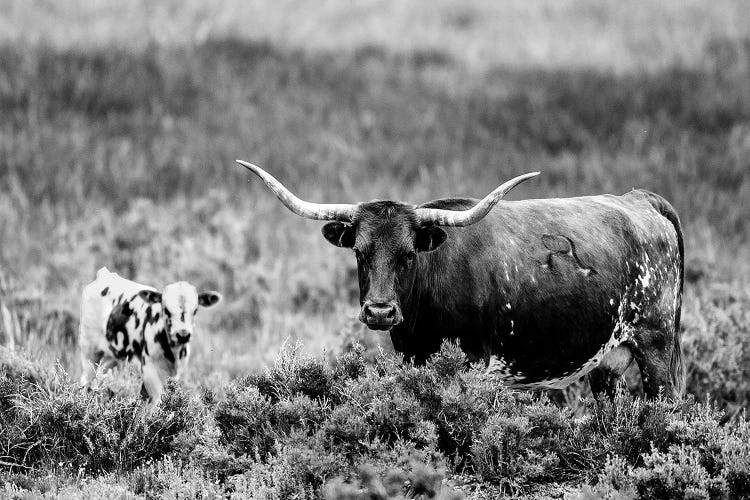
[236,160,357,221]
[416,171,539,227]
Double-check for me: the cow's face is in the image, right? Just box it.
[322,202,446,331]
[139,283,221,343]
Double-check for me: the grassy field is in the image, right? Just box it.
[1,1,750,498]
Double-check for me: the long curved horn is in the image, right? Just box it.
[416,172,540,227]
[236,160,357,221]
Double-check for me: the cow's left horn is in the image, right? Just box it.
[416,171,540,227]
[236,160,357,221]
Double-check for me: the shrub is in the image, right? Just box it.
[582,387,677,465]
[319,405,369,456]
[214,384,275,457]
[682,286,750,418]
[424,341,467,380]
[435,378,491,464]
[717,419,750,498]
[273,394,327,435]
[275,434,349,497]
[333,342,367,383]
[631,446,724,499]
[363,382,426,444]
[6,336,750,498]
[241,341,335,403]
[581,394,750,499]
[235,434,347,500]
[591,446,725,500]
[1,349,199,473]
[324,462,465,500]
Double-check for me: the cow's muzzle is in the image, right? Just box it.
[175,330,192,344]
[360,301,403,330]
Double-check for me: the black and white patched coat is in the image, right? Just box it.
[78,267,221,401]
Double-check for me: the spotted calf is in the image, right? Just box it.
[79,267,221,401]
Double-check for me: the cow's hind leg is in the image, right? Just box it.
[630,326,682,399]
[589,345,634,399]
[79,351,101,387]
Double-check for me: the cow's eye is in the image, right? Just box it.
[402,251,416,266]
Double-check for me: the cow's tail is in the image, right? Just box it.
[643,191,685,397]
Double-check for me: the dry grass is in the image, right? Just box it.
[2,0,750,72]
[0,0,748,379]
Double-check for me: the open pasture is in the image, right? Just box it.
[1,1,750,498]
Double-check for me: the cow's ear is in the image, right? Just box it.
[198,291,222,308]
[415,226,447,252]
[322,222,356,248]
[138,290,162,303]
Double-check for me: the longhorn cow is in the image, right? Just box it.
[237,160,684,397]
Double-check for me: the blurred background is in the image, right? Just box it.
[0,0,748,412]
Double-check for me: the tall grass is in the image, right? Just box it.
[2,1,750,72]
[1,39,749,233]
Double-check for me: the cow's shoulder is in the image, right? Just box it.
[106,300,135,341]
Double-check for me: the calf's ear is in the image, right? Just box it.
[198,291,222,308]
[322,222,356,248]
[138,290,162,303]
[415,226,447,252]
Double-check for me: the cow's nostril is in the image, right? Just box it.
[175,331,191,343]
[365,303,396,323]
[359,302,402,329]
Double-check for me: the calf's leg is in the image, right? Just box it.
[140,361,164,404]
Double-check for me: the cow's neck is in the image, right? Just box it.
[390,226,509,363]
[389,250,449,362]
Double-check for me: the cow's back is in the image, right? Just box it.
[407,191,682,385]
[78,267,154,360]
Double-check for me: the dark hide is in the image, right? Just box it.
[146,305,175,363]
[154,329,176,363]
[103,293,166,364]
[324,190,684,397]
[106,298,135,359]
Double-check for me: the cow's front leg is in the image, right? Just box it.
[173,345,190,381]
[140,361,164,405]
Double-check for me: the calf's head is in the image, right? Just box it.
[139,283,222,344]
[236,160,537,331]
